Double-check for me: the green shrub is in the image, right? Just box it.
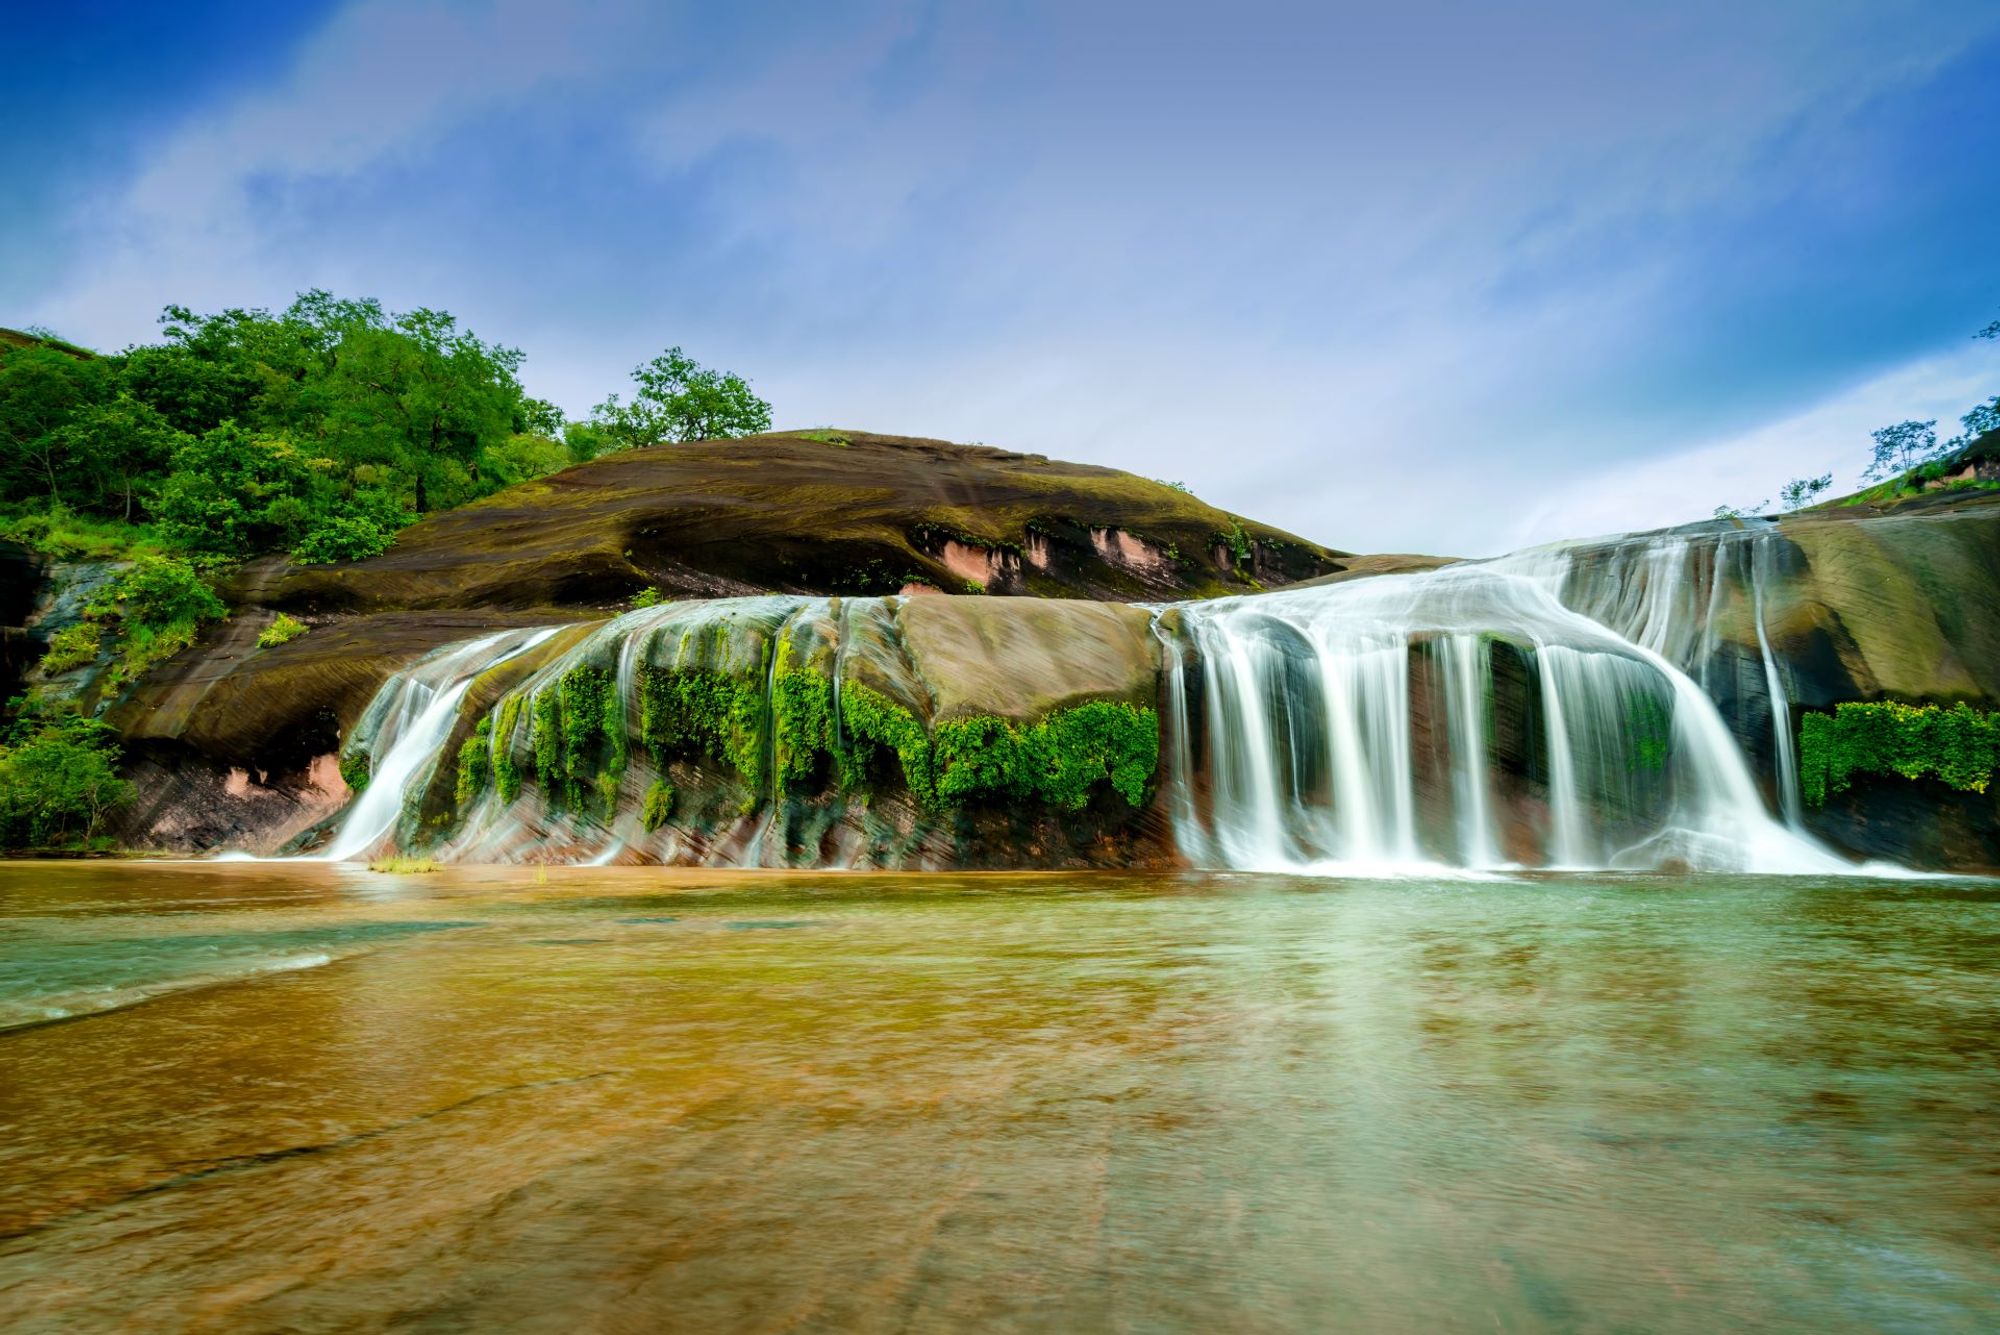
[934,701,1159,810]
[640,778,675,830]
[339,749,371,794]
[81,555,226,685]
[38,622,102,674]
[523,666,619,809]
[632,587,666,608]
[771,642,836,789]
[0,708,133,848]
[292,512,396,564]
[257,613,308,648]
[839,681,934,801]
[1,508,161,562]
[1800,701,2000,805]
[1212,521,1253,565]
[89,554,225,629]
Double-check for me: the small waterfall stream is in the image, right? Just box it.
[316,628,558,861]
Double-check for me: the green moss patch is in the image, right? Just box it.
[641,778,675,831]
[516,665,622,811]
[455,715,493,806]
[639,666,767,792]
[493,694,526,802]
[1800,701,2000,805]
[934,701,1158,810]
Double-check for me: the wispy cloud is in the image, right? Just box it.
[14,0,2000,556]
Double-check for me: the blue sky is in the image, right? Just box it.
[6,0,1999,555]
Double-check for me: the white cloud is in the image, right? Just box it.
[1502,342,2000,551]
[29,0,655,344]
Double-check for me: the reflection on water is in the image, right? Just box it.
[1,862,1996,1332]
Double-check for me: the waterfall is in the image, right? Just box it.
[1498,520,1806,824]
[1159,543,1846,875]
[300,520,1849,875]
[317,628,558,861]
[1442,634,1500,866]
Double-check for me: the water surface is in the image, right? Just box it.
[2,862,1996,1331]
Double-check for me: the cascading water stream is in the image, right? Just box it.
[317,628,558,861]
[1159,550,1848,875]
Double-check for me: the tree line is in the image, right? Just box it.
[0,292,772,564]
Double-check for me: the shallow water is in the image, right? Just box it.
[1,862,1997,1332]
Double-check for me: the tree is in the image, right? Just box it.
[51,395,190,520]
[1978,319,1999,341]
[592,347,771,450]
[1778,474,1832,510]
[154,423,330,556]
[1955,397,2000,446]
[304,300,527,513]
[1864,419,1941,482]
[0,707,133,847]
[0,345,113,505]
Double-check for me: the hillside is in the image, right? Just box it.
[262,429,1348,611]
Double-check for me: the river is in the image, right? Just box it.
[2,862,1996,1331]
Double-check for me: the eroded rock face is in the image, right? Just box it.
[264,432,1346,611]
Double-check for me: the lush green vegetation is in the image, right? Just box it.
[473,646,1159,828]
[933,701,1159,810]
[83,556,230,687]
[0,702,133,848]
[493,695,526,802]
[0,302,770,570]
[638,666,769,798]
[0,308,769,850]
[38,623,102,675]
[455,716,494,806]
[339,749,371,794]
[1800,701,1999,806]
[512,666,625,812]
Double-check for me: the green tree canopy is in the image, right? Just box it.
[593,347,771,450]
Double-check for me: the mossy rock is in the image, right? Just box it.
[264,431,1347,613]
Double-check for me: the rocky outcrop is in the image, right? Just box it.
[261,431,1350,612]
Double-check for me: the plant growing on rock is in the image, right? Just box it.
[85,554,227,686]
[640,779,674,831]
[257,613,308,648]
[37,622,102,674]
[455,716,494,806]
